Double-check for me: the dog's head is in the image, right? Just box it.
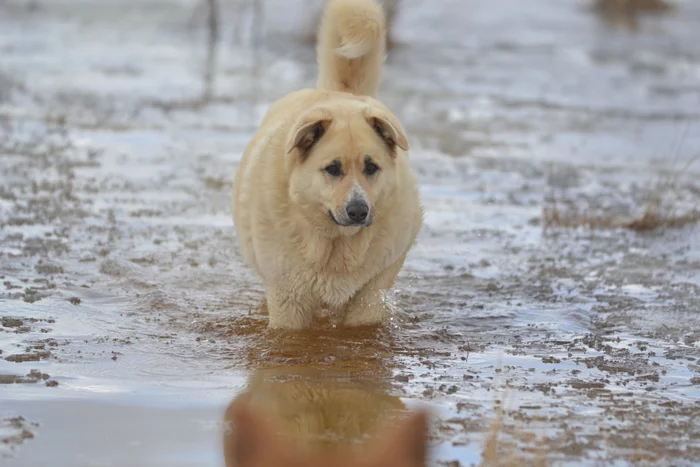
[226,403,429,467]
[285,100,408,234]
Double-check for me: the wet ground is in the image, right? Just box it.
[1,0,700,465]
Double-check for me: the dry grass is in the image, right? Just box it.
[592,0,674,29]
[544,151,700,233]
[593,0,673,12]
[623,196,700,231]
[479,401,504,467]
[542,195,700,232]
[479,397,548,467]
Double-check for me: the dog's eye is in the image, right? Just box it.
[324,162,343,177]
[364,160,380,176]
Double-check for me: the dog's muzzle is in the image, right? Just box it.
[345,199,369,224]
[329,199,372,227]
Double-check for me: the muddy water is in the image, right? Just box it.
[1,0,700,465]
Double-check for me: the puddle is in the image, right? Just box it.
[1,0,699,465]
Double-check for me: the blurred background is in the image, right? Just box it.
[1,1,699,466]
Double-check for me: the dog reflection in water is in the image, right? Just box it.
[223,367,429,467]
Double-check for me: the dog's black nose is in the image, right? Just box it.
[346,200,369,223]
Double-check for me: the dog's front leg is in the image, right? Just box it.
[342,254,406,327]
[266,286,317,330]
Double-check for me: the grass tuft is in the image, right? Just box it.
[544,152,700,233]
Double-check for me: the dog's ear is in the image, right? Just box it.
[226,403,297,467]
[365,107,409,154]
[286,108,333,159]
[228,404,269,467]
[366,411,430,467]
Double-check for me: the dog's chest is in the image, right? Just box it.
[311,241,394,307]
[316,269,367,303]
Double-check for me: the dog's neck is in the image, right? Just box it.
[286,205,374,273]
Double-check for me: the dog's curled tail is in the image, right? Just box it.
[316,0,386,97]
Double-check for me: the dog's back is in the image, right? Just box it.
[316,0,387,97]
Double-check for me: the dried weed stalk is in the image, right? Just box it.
[544,146,700,232]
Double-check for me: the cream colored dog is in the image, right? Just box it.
[232,0,422,329]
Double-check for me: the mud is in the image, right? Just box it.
[0,369,51,385]
[1,0,699,466]
[0,417,38,457]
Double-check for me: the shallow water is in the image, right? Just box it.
[1,0,699,465]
